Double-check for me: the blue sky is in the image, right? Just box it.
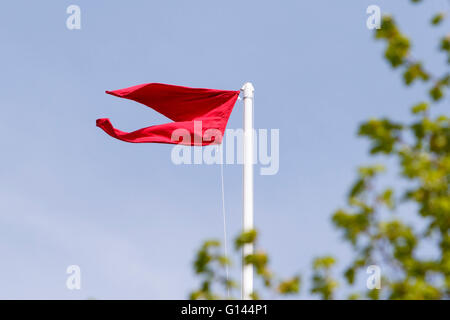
[0,1,448,299]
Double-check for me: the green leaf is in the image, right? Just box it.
[313,256,336,269]
[235,229,258,249]
[429,85,443,101]
[403,63,429,85]
[431,13,445,26]
[278,276,301,295]
[411,102,429,114]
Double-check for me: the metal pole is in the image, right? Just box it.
[241,82,254,300]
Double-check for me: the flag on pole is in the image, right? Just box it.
[96,83,240,146]
[96,81,255,300]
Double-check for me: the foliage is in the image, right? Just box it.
[323,0,450,299]
[190,230,300,299]
[311,257,338,300]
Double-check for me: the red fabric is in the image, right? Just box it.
[96,83,240,146]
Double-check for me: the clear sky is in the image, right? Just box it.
[0,1,448,299]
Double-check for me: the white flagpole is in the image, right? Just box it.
[241,82,254,300]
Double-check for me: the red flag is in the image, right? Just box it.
[96,83,240,146]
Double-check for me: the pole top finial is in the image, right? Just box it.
[241,82,254,98]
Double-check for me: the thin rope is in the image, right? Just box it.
[219,146,230,298]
